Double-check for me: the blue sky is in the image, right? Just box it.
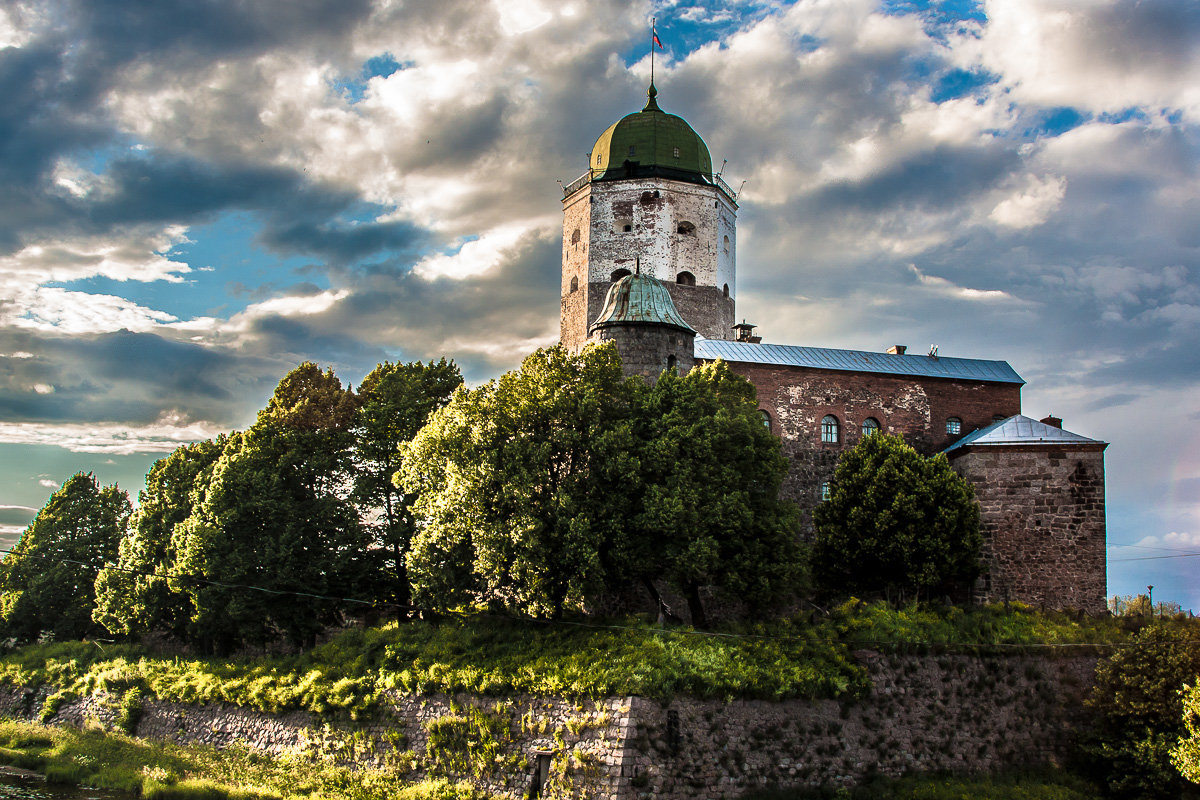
[1,0,1198,609]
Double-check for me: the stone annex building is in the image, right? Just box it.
[559,84,1109,614]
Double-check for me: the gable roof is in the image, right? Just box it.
[694,339,1024,385]
[943,414,1106,454]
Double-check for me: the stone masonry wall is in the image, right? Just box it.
[0,653,1097,800]
[721,361,1021,518]
[951,445,1108,614]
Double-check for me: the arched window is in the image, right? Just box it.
[667,355,677,370]
[820,481,832,501]
[676,271,695,286]
[862,417,880,437]
[615,217,632,233]
[821,415,840,443]
[610,268,631,282]
[722,283,730,297]
[759,410,772,431]
[677,221,695,235]
[723,235,731,254]
[570,229,580,245]
[569,276,578,293]
[946,417,962,436]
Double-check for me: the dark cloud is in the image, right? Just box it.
[0,329,269,426]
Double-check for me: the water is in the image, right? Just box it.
[0,771,127,800]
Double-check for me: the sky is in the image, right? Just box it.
[0,0,1197,609]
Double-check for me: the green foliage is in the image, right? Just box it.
[172,363,370,652]
[401,345,641,619]
[0,473,130,641]
[354,359,462,607]
[401,347,802,623]
[1173,683,1200,785]
[425,704,514,777]
[811,433,981,603]
[1081,621,1200,799]
[629,362,803,625]
[94,438,225,638]
[0,719,490,799]
[1110,594,1187,618]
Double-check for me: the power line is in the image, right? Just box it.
[1110,552,1200,563]
[0,546,1158,651]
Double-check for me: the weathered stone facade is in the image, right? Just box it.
[1,652,1098,799]
[590,324,694,384]
[728,361,1021,509]
[950,444,1108,614]
[561,177,736,351]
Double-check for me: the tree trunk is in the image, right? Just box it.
[686,584,708,629]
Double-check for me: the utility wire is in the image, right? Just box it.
[0,546,1165,651]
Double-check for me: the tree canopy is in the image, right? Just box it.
[399,345,802,623]
[811,432,981,603]
[1173,682,1200,787]
[93,438,224,638]
[0,473,130,641]
[1083,623,1200,799]
[353,359,462,606]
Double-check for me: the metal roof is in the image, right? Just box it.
[943,415,1106,453]
[591,273,695,333]
[694,339,1025,385]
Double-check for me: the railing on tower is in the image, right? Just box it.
[561,167,739,204]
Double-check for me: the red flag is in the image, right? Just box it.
[653,26,663,49]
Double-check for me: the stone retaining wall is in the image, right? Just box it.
[0,652,1098,799]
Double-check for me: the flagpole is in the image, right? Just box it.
[651,17,656,85]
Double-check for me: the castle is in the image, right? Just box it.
[559,84,1108,614]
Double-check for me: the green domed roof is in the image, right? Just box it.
[589,84,713,182]
[591,272,695,333]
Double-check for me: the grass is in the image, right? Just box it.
[0,718,490,800]
[0,602,1130,720]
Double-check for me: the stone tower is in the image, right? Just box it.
[589,269,696,383]
[561,84,737,353]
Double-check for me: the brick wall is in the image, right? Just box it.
[714,360,1022,514]
[950,445,1108,614]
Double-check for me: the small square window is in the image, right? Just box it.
[673,146,680,158]
[623,224,632,232]
[947,417,962,436]
[820,481,831,501]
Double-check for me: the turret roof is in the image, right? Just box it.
[591,272,695,333]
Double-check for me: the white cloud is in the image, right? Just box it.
[413,225,532,280]
[5,287,178,334]
[1136,531,1200,550]
[0,413,228,455]
[38,479,58,488]
[966,0,1200,120]
[0,226,193,285]
[989,174,1067,228]
[909,265,1020,303]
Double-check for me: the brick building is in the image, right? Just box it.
[561,84,1108,613]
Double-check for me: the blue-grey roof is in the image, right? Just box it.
[694,339,1024,385]
[943,415,1106,453]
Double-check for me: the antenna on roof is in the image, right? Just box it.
[735,179,747,199]
[928,344,939,358]
[717,159,727,178]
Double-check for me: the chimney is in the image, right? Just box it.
[1040,415,1063,429]
[732,321,762,344]
[886,345,907,355]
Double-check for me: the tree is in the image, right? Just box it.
[400,345,640,619]
[811,432,981,603]
[630,361,802,626]
[352,359,462,607]
[0,473,130,641]
[400,346,802,625]
[1173,682,1200,786]
[172,363,369,652]
[1083,623,1200,799]
[93,438,225,638]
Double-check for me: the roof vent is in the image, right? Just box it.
[732,320,761,344]
[1040,415,1063,429]
[886,345,907,355]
